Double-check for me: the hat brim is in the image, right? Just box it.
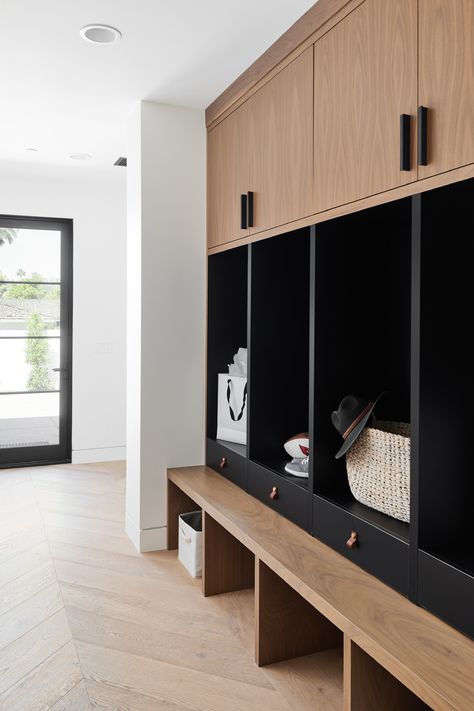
[335,392,384,460]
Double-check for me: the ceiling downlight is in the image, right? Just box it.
[69,153,92,161]
[80,24,122,44]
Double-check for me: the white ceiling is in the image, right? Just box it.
[0,0,316,175]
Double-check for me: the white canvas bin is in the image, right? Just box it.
[178,511,203,578]
[216,374,247,445]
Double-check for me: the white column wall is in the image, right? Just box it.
[126,101,206,552]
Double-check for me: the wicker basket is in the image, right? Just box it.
[346,421,411,523]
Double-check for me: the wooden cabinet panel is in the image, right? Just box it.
[248,48,314,234]
[418,0,474,178]
[314,0,417,212]
[207,103,249,248]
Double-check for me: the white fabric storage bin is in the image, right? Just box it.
[178,511,203,578]
[216,374,247,445]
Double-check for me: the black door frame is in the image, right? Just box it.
[0,215,73,468]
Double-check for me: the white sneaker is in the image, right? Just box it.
[284,456,309,478]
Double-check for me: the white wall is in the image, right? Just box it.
[126,101,206,552]
[0,164,127,463]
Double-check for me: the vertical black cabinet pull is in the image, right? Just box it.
[400,114,411,171]
[247,191,254,228]
[418,106,428,166]
[240,194,248,230]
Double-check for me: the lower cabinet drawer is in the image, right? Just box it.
[206,438,247,489]
[313,496,409,595]
[247,460,310,531]
[418,551,474,640]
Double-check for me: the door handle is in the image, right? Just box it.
[400,114,411,171]
[240,194,248,230]
[417,106,428,166]
[247,191,254,228]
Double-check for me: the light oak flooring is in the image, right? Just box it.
[0,461,342,710]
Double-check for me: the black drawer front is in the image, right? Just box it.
[418,551,474,640]
[247,460,310,530]
[206,439,247,489]
[313,496,409,595]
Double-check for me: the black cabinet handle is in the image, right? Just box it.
[400,114,411,171]
[240,194,247,230]
[418,106,428,166]
[247,191,254,228]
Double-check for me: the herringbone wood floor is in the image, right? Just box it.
[0,461,342,710]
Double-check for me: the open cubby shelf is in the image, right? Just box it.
[249,228,311,485]
[206,177,474,640]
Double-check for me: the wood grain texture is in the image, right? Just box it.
[168,466,474,711]
[262,648,343,711]
[203,512,255,596]
[206,0,352,126]
[314,0,417,212]
[207,102,249,248]
[418,0,474,178]
[344,636,431,711]
[248,48,314,235]
[50,680,90,710]
[167,478,199,550]
[77,640,292,711]
[0,641,82,711]
[0,610,72,695]
[207,161,474,257]
[3,461,338,710]
[256,560,341,667]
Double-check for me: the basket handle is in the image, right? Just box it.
[179,526,192,544]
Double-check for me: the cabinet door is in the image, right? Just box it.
[248,48,314,234]
[207,103,249,249]
[314,0,417,212]
[418,0,474,178]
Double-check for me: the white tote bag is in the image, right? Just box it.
[178,511,203,578]
[216,374,247,445]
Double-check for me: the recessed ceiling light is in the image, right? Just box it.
[26,147,39,152]
[80,24,122,44]
[69,153,92,161]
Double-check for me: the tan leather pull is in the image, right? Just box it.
[219,457,227,469]
[346,531,358,549]
[269,486,278,501]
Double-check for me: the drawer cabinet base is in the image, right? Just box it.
[313,496,409,596]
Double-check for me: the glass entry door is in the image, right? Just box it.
[0,216,72,466]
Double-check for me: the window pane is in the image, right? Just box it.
[0,392,59,447]
[0,284,60,337]
[0,228,61,282]
[0,338,60,392]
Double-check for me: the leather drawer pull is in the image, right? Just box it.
[219,457,227,469]
[269,486,279,501]
[347,531,358,549]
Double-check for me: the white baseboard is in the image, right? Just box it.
[71,446,126,464]
[125,515,167,553]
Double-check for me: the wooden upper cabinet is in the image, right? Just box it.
[248,47,314,234]
[418,0,474,179]
[313,0,417,213]
[207,103,249,249]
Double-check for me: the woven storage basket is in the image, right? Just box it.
[346,420,411,523]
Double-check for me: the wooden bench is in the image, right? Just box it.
[168,466,474,711]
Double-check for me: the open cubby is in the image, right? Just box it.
[249,228,311,490]
[312,198,412,541]
[207,245,248,481]
[416,178,474,638]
